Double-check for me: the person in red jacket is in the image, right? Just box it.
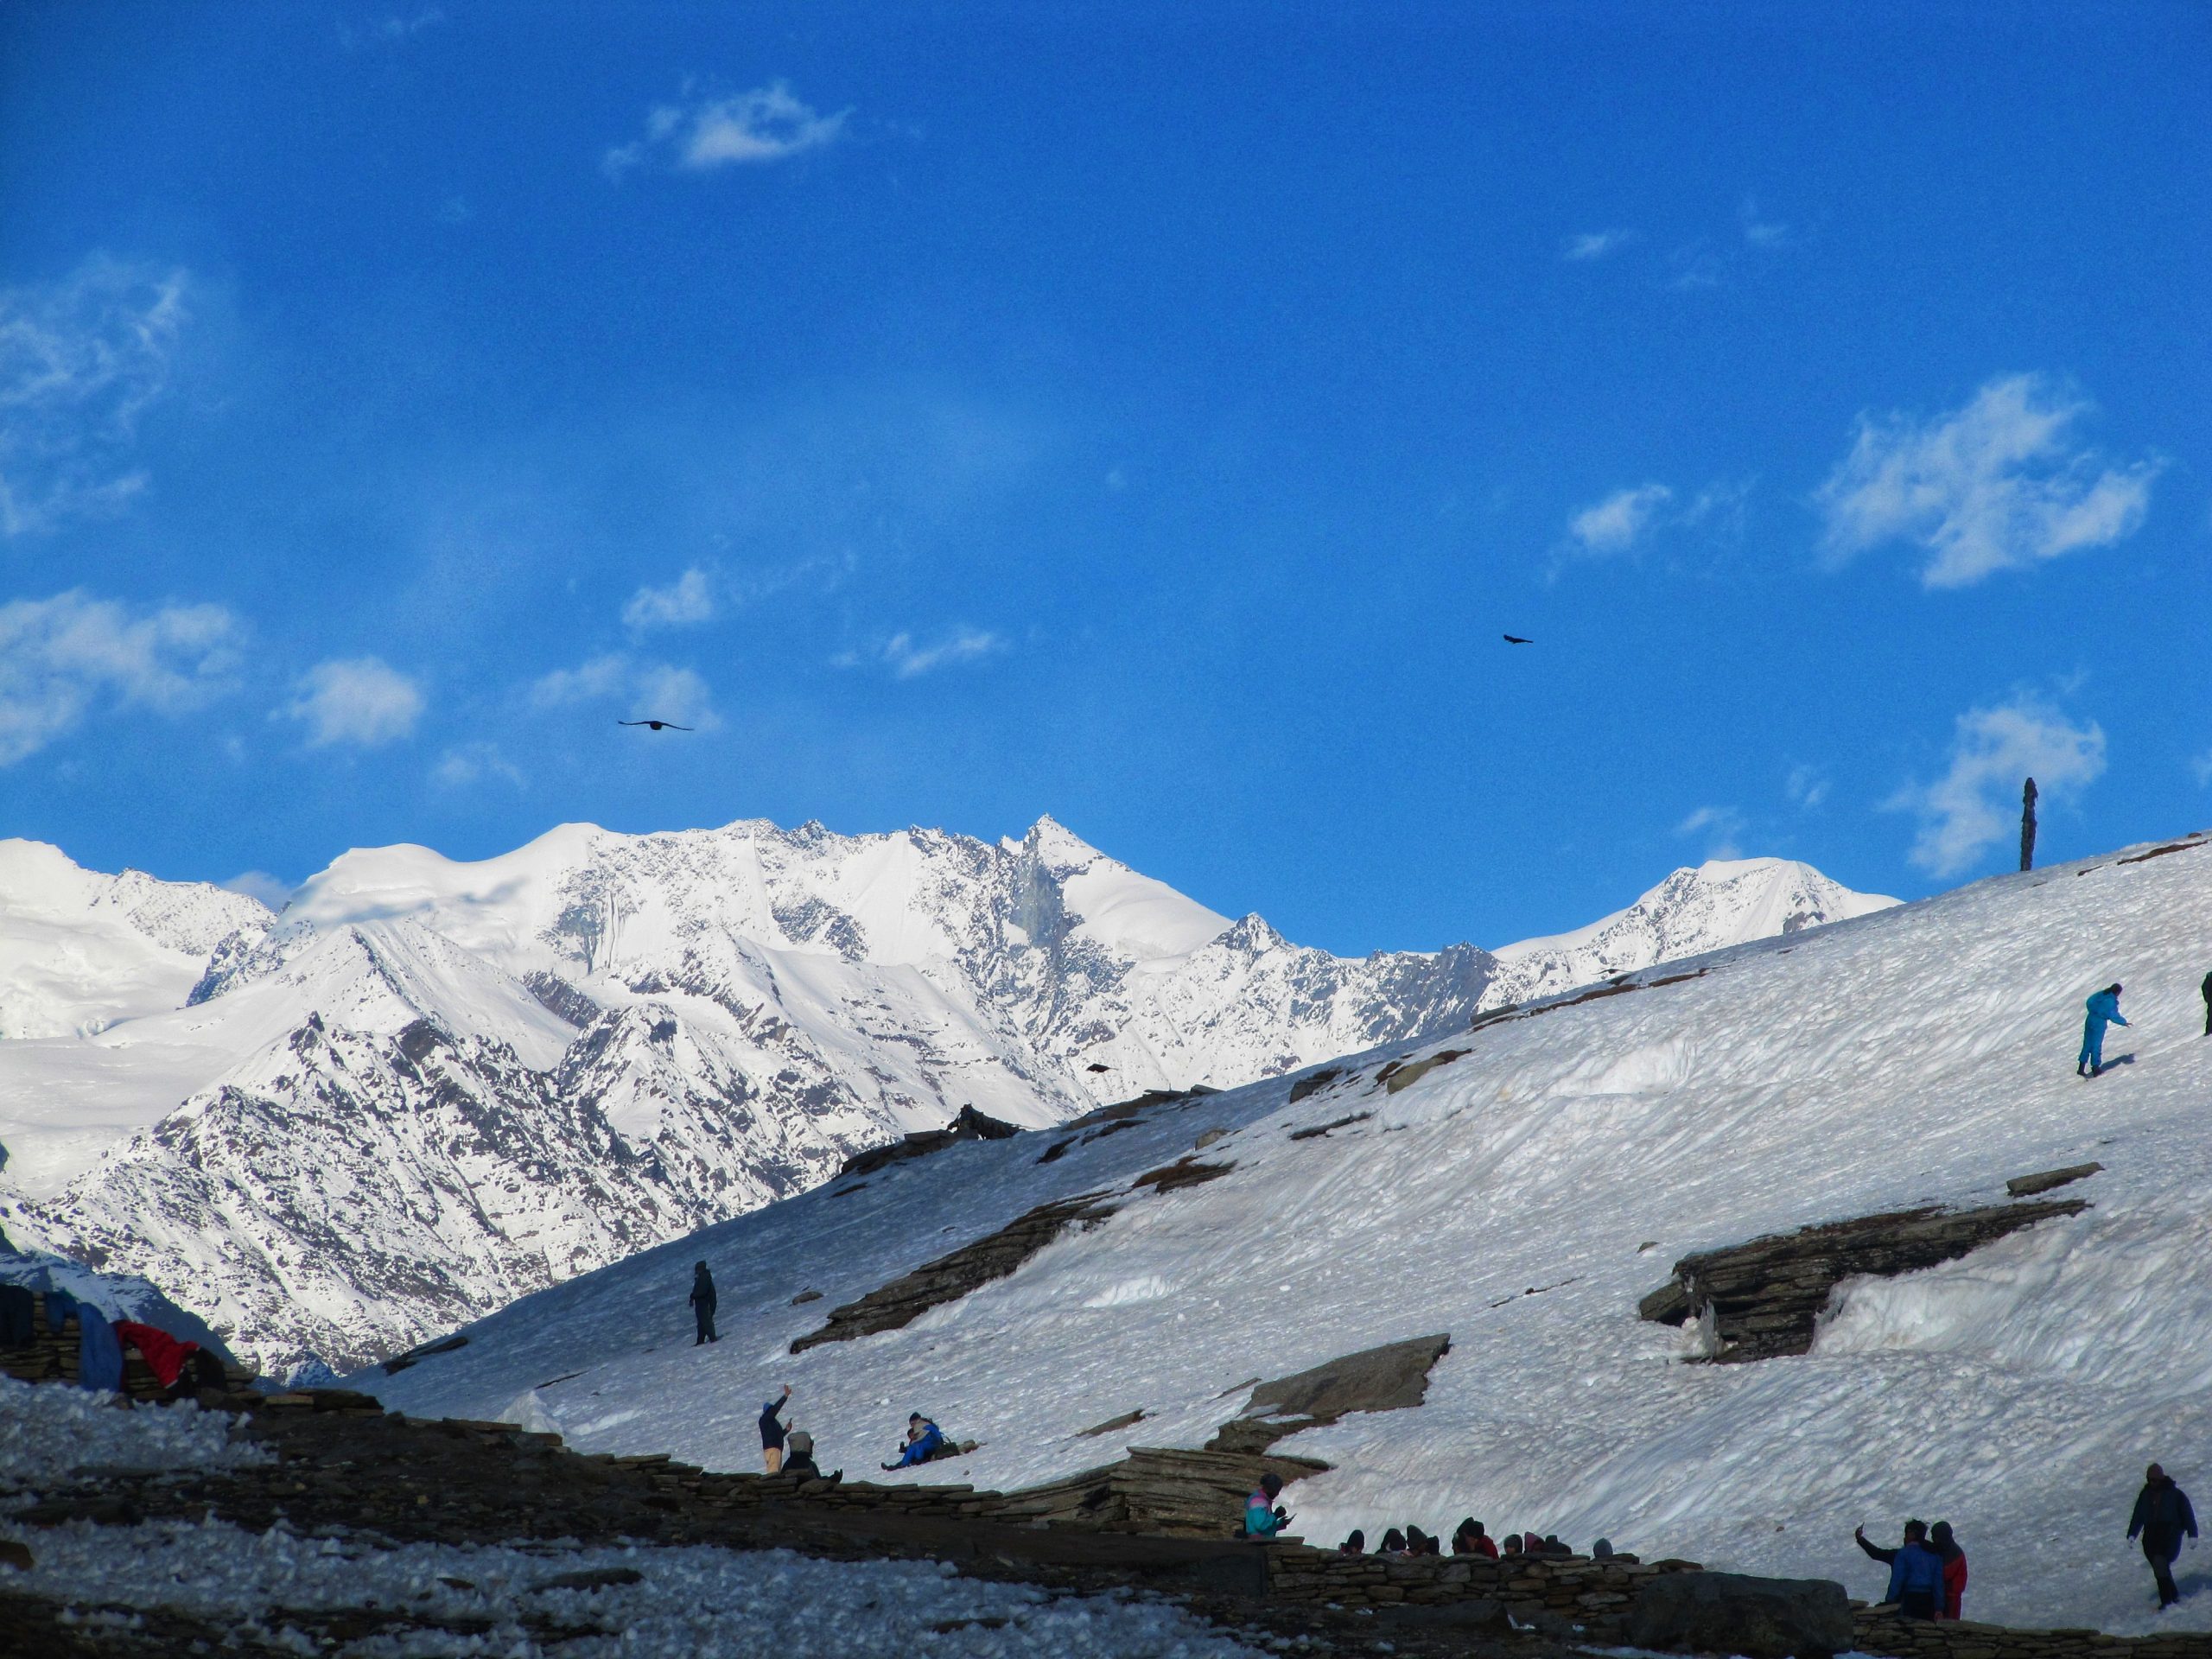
[1929,1522,1967,1619]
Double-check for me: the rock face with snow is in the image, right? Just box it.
[0,817,1891,1374]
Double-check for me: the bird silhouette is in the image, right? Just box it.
[1503,634,1534,645]
[618,719,693,732]
[1085,1062,1110,1073]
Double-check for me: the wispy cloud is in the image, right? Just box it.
[1566,484,1675,556]
[1886,695,2106,877]
[0,589,241,765]
[622,567,715,632]
[603,81,848,179]
[1785,764,1830,811]
[1676,804,1747,861]
[1738,196,1789,247]
[1563,229,1637,262]
[1817,374,2163,588]
[220,870,294,910]
[836,626,1007,680]
[531,652,721,728]
[0,257,188,537]
[281,657,425,748]
[340,8,444,49]
[433,741,524,789]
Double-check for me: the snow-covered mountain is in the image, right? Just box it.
[0,817,1891,1374]
[361,830,2212,1636]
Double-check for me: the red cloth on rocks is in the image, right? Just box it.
[113,1321,200,1388]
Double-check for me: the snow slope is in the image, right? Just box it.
[0,823,1890,1376]
[365,830,2212,1635]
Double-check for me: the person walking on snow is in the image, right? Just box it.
[759,1384,791,1474]
[2129,1463,2198,1608]
[689,1262,718,1345]
[2079,983,2129,1077]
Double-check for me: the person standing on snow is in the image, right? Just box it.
[2128,1463,2198,1609]
[2200,969,2211,1037]
[689,1262,718,1345]
[1929,1522,1968,1620]
[760,1384,791,1473]
[1857,1519,1947,1619]
[2078,983,2129,1077]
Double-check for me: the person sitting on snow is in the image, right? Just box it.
[1244,1471,1292,1538]
[881,1412,946,1470]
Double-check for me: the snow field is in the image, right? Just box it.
[369,835,2212,1636]
[0,1373,270,1487]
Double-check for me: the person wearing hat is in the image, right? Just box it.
[2079,982,2129,1077]
[883,1412,946,1470]
[688,1262,718,1345]
[2129,1463,2198,1608]
[1244,1471,1292,1538]
[759,1384,791,1472]
[783,1428,820,1480]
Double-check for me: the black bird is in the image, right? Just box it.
[1502,634,1534,645]
[1085,1062,1110,1073]
[619,719,693,732]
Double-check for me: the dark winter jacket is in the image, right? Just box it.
[1855,1533,1898,1567]
[1885,1541,1948,1608]
[2130,1478,2199,1554]
[785,1450,821,1479]
[689,1268,716,1310]
[760,1395,789,1450]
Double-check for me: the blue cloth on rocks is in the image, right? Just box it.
[0,1284,33,1348]
[76,1301,124,1393]
[43,1289,79,1334]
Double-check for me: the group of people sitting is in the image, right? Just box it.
[1332,1519,1618,1560]
[754,1384,955,1480]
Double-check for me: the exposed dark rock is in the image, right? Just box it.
[790,1288,823,1305]
[381,1333,469,1376]
[531,1566,644,1592]
[2007,1162,2102,1198]
[1641,1198,2090,1362]
[1287,1068,1343,1104]
[790,1191,1118,1353]
[1209,1333,1451,1456]
[2118,835,2208,866]
[1079,1408,1147,1437]
[521,970,602,1029]
[1384,1050,1469,1094]
[833,1105,1024,1181]
[1131,1158,1235,1193]
[1289,1112,1371,1141]
[1621,1568,1853,1659]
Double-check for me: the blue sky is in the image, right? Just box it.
[1,2,2206,952]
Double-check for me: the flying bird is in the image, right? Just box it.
[1085,1062,1111,1073]
[1503,634,1534,645]
[618,719,693,732]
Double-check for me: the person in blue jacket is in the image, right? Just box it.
[1857,1518,1947,1618]
[882,1412,946,1470]
[2079,983,2129,1077]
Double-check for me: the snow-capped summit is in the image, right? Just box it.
[1491,856,1895,1005]
[0,816,1892,1373]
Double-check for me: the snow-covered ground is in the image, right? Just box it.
[0,1380,1256,1659]
[0,817,1885,1376]
[363,830,2212,1635]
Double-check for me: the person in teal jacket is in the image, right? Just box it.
[1245,1471,1292,1538]
[2079,983,2129,1077]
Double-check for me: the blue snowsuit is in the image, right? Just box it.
[2079,990,2128,1073]
[892,1421,945,1467]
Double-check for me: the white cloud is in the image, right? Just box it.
[2191,748,2212,789]
[530,652,720,728]
[220,870,294,910]
[1785,764,1830,810]
[0,257,188,537]
[1676,804,1747,861]
[604,82,847,179]
[1817,374,2163,588]
[622,567,715,632]
[282,657,425,748]
[433,741,524,789]
[340,8,444,48]
[1563,229,1636,262]
[849,626,1007,680]
[1567,484,1674,556]
[1887,696,2106,878]
[0,589,241,765]
[1739,197,1789,246]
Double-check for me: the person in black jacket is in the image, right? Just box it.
[760,1384,792,1473]
[2201,970,2211,1037]
[689,1262,717,1345]
[783,1428,820,1479]
[2129,1464,2199,1607]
